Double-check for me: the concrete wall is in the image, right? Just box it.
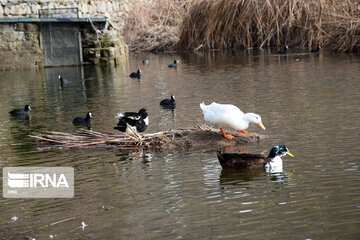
[0,21,129,69]
[0,0,131,30]
[0,0,131,69]
[0,23,44,69]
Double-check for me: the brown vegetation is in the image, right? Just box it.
[122,0,198,52]
[29,125,263,152]
[177,0,360,53]
[122,0,359,53]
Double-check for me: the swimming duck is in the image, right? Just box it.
[200,102,265,139]
[58,75,69,85]
[160,95,176,108]
[217,145,294,172]
[278,46,288,54]
[9,105,31,116]
[72,112,92,125]
[311,46,321,53]
[114,108,148,133]
[168,59,179,68]
[143,60,149,65]
[129,69,141,78]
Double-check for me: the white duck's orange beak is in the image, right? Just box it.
[258,122,266,130]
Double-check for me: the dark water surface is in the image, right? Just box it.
[0,51,359,239]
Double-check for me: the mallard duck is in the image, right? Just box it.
[200,102,265,139]
[311,46,321,53]
[168,59,179,68]
[130,69,141,78]
[160,95,176,108]
[9,105,31,116]
[217,145,294,172]
[114,108,148,133]
[278,45,288,54]
[72,112,92,125]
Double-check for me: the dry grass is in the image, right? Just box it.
[122,0,198,52]
[177,0,360,53]
[29,125,262,151]
[122,0,360,53]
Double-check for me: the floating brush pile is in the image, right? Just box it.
[29,124,263,151]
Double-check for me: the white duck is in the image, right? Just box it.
[200,102,265,139]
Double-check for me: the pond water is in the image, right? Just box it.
[0,51,359,239]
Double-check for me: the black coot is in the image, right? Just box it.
[72,112,92,125]
[9,105,31,116]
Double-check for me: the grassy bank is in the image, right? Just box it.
[123,0,360,53]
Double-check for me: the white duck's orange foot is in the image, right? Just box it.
[237,130,248,134]
[223,134,234,139]
[220,128,235,139]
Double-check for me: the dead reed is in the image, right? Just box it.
[29,124,214,149]
[122,0,198,52]
[29,125,262,151]
[29,127,176,149]
[177,0,360,53]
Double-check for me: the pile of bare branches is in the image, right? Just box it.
[176,0,360,53]
[29,124,263,151]
[29,125,178,150]
[28,125,214,150]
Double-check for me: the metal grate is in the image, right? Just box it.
[39,8,79,18]
[40,23,82,67]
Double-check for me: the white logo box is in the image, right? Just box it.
[3,167,74,198]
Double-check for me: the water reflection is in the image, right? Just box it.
[220,168,266,184]
[0,52,359,239]
[268,172,288,183]
[115,150,153,165]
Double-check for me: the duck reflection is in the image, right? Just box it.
[115,150,152,165]
[220,168,266,185]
